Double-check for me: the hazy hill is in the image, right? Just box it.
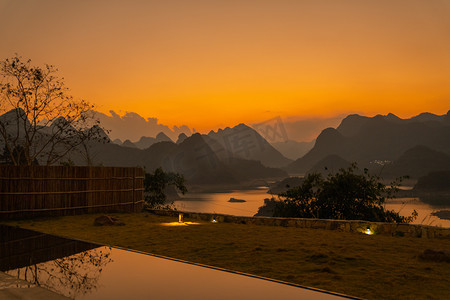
[75,141,144,167]
[270,140,314,160]
[112,138,122,145]
[176,133,188,144]
[147,133,287,184]
[207,123,292,168]
[122,139,137,148]
[414,170,450,192]
[286,128,348,174]
[133,136,155,149]
[134,132,174,149]
[412,171,450,206]
[287,111,450,174]
[80,133,287,186]
[378,146,450,179]
[147,133,238,185]
[268,177,305,194]
[307,154,351,176]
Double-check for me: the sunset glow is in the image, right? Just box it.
[1,0,449,132]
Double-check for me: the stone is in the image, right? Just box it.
[94,215,125,226]
[228,197,246,202]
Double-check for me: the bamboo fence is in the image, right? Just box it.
[0,165,145,219]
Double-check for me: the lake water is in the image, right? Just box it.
[174,188,450,228]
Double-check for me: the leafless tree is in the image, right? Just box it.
[0,55,108,165]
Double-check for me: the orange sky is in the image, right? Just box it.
[1,0,449,132]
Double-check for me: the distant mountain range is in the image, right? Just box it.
[286,111,450,178]
[113,123,293,168]
[113,132,173,149]
[77,132,287,186]
[3,108,450,185]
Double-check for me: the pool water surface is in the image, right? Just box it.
[0,225,355,299]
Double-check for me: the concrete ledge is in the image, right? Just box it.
[147,209,450,239]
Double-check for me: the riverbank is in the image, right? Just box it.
[3,212,450,299]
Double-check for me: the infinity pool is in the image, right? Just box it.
[0,225,354,299]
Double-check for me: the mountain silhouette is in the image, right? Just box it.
[287,111,450,175]
[176,133,188,144]
[122,139,137,148]
[156,132,172,142]
[411,170,450,205]
[307,154,351,176]
[267,176,305,194]
[0,108,31,141]
[74,132,287,186]
[414,170,450,192]
[0,108,287,186]
[133,132,174,149]
[377,145,450,179]
[207,123,292,168]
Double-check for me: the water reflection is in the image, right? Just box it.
[0,225,112,298]
[174,188,272,216]
[385,197,450,228]
[0,225,349,299]
[175,189,450,228]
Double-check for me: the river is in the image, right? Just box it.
[174,187,450,228]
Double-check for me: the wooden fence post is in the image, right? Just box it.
[132,168,136,212]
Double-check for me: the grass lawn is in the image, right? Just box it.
[3,212,450,300]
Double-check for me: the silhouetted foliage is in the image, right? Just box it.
[1,145,29,165]
[271,164,416,223]
[0,55,108,165]
[144,167,187,208]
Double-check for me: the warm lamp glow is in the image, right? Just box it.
[160,222,201,227]
[365,226,374,235]
[159,213,203,226]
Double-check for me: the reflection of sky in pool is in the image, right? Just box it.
[0,225,352,299]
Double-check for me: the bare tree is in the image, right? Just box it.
[0,55,107,165]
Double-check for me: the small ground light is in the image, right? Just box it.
[365,226,372,235]
[211,217,218,223]
[178,213,184,223]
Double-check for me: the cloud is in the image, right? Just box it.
[94,110,192,142]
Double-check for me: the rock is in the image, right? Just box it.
[431,210,450,220]
[94,215,125,226]
[228,197,246,203]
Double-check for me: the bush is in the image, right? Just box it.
[144,167,187,209]
[271,164,416,223]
